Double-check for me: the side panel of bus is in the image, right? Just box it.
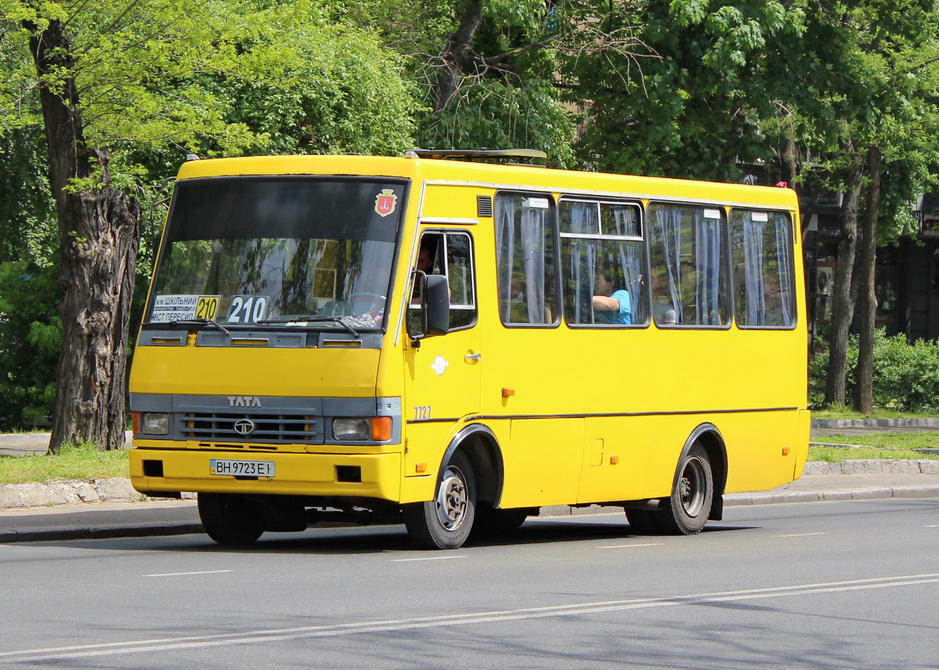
[399,174,807,511]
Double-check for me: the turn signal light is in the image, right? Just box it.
[371,417,392,441]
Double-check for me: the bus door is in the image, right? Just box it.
[403,230,481,481]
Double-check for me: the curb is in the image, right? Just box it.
[0,523,204,544]
[722,485,939,505]
[803,459,939,475]
[812,418,939,429]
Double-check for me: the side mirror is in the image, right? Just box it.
[422,274,450,337]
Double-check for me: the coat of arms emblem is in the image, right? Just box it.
[375,189,397,217]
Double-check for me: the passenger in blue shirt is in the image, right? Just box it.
[593,271,632,324]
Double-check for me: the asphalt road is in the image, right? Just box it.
[1,497,937,669]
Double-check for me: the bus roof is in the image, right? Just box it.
[176,154,799,210]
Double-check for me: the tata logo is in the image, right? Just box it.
[227,396,261,407]
[233,419,255,435]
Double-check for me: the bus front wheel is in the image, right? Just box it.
[657,445,713,535]
[403,451,477,549]
[198,493,266,546]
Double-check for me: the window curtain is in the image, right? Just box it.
[614,207,642,323]
[568,202,597,323]
[774,216,794,326]
[695,210,722,325]
[496,199,517,322]
[742,212,766,325]
[653,206,683,323]
[497,196,549,324]
[521,205,547,323]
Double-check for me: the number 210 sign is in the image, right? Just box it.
[227,296,268,324]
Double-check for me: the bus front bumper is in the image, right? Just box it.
[129,446,402,502]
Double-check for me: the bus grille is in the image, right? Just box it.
[180,412,321,444]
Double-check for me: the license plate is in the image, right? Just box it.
[210,459,275,477]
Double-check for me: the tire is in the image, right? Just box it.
[403,451,476,549]
[655,444,713,535]
[472,506,531,539]
[198,493,266,546]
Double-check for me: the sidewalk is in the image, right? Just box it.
[1,429,937,544]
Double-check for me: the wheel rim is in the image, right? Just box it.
[678,456,707,518]
[435,466,468,531]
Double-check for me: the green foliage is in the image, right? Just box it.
[369,0,576,164]
[874,332,939,411]
[0,261,59,429]
[417,79,576,167]
[810,329,939,412]
[569,0,800,179]
[0,128,56,265]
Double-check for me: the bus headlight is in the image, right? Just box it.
[141,412,170,435]
[333,417,392,441]
[333,418,370,440]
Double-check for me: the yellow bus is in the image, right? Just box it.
[129,150,809,549]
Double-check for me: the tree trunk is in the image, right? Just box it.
[433,0,484,113]
[28,19,142,452]
[853,145,882,414]
[824,143,864,407]
[779,134,799,187]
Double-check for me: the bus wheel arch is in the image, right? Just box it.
[402,423,503,549]
[661,423,726,533]
[688,424,727,521]
[628,424,727,536]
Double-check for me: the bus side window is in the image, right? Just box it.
[409,231,477,332]
[445,232,476,330]
[559,199,647,326]
[731,210,796,328]
[495,193,559,326]
[648,203,730,327]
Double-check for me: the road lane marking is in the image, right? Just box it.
[389,555,466,562]
[772,532,829,538]
[4,572,939,663]
[925,525,939,528]
[598,543,663,549]
[144,570,234,578]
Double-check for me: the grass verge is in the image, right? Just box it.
[0,444,129,485]
[809,432,938,462]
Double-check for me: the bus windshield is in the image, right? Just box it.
[145,176,406,331]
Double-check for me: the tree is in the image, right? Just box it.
[854,145,882,413]
[809,1,939,408]
[0,0,416,450]
[350,0,639,166]
[567,0,802,179]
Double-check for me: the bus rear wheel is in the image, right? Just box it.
[656,445,713,535]
[198,493,266,546]
[403,451,476,549]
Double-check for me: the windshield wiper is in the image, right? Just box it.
[256,316,359,337]
[165,318,231,335]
